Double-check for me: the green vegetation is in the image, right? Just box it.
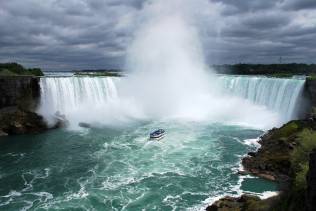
[307,74,316,81]
[213,63,316,76]
[292,129,316,189]
[0,63,44,76]
[243,196,272,211]
[268,73,295,78]
[273,123,316,188]
[240,120,316,211]
[0,69,18,76]
[273,124,316,211]
[28,68,44,76]
[271,121,300,139]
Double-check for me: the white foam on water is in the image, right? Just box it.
[21,200,34,211]
[260,191,279,199]
[243,138,261,148]
[0,190,22,199]
[241,190,280,200]
[191,134,275,211]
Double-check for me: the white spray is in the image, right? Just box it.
[39,0,292,129]
[119,0,280,128]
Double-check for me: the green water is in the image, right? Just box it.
[0,121,277,210]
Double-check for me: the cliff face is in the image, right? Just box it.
[306,150,316,211]
[0,76,40,111]
[0,76,49,136]
[305,78,316,117]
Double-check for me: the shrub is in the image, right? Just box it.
[0,63,44,76]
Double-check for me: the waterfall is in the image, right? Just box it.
[218,75,305,122]
[38,77,131,127]
[39,77,119,114]
[38,75,306,128]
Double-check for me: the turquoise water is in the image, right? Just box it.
[0,121,277,210]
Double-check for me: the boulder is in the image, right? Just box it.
[0,129,8,136]
[0,108,48,134]
[247,152,256,157]
[206,194,272,211]
[78,122,91,128]
[53,111,69,128]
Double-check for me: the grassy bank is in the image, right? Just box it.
[273,122,316,210]
[0,63,44,76]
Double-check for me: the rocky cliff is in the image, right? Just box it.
[305,77,316,117]
[307,150,316,211]
[0,76,40,110]
[0,76,51,136]
[207,119,316,211]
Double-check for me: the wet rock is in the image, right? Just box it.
[240,121,307,181]
[257,173,276,181]
[206,196,242,211]
[208,119,316,211]
[0,108,48,134]
[0,129,8,136]
[206,194,274,211]
[247,152,256,157]
[237,170,248,175]
[78,122,91,128]
[53,111,69,128]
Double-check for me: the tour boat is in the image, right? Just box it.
[149,129,166,140]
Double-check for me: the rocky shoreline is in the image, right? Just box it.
[207,119,316,211]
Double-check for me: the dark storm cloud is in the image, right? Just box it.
[213,0,280,14]
[0,0,140,70]
[281,0,316,10]
[205,0,316,64]
[0,0,315,70]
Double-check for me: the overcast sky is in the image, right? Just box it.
[0,0,316,71]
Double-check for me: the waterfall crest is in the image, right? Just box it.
[39,77,119,114]
[38,75,305,129]
[38,77,144,127]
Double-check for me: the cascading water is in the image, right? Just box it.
[218,75,305,123]
[38,77,146,127]
[38,75,305,129]
[39,77,119,114]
